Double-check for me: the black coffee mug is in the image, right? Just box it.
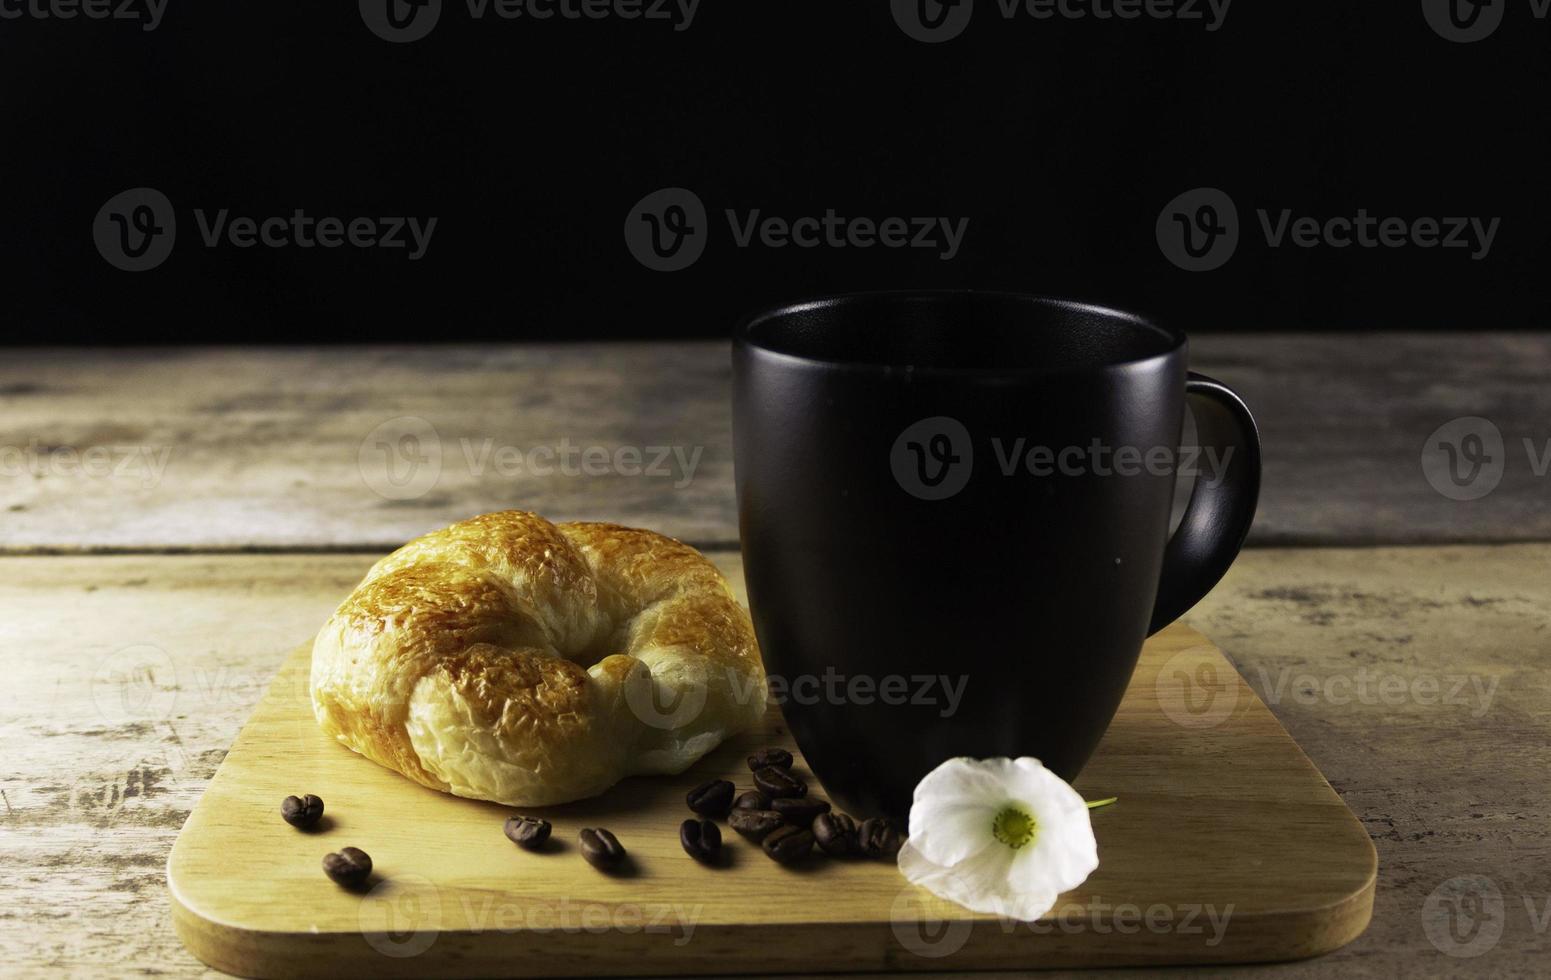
[732,292,1260,823]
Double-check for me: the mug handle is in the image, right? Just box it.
[1147,372,1262,635]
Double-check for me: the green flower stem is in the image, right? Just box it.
[1084,797,1118,810]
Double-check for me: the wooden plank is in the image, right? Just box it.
[2,335,1548,552]
[4,545,1548,977]
[0,345,734,552]
[166,623,1373,977]
[1186,543,1551,978]
[1184,332,1551,545]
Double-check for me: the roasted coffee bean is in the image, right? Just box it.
[762,824,814,865]
[733,790,769,811]
[771,796,830,825]
[728,808,784,843]
[752,766,806,799]
[679,818,722,864]
[812,812,858,856]
[280,794,324,829]
[504,815,552,850]
[857,817,904,858]
[579,828,626,870]
[322,847,372,887]
[686,778,736,817]
[746,747,794,771]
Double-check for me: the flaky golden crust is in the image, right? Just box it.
[310,511,765,806]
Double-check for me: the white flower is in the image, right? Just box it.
[897,757,1101,921]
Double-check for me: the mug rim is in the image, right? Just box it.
[734,289,1185,376]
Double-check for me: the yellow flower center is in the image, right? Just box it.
[991,805,1038,850]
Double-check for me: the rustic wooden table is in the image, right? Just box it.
[3,337,1548,978]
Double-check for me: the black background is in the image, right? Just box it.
[3,0,1546,344]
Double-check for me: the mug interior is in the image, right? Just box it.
[737,291,1182,372]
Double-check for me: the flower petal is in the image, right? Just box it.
[906,798,1000,868]
[899,840,1058,922]
[1008,826,1097,898]
[910,757,1021,827]
[1000,761,1099,896]
[909,758,1033,867]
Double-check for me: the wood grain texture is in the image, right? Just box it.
[4,546,1547,978]
[2,335,1548,551]
[166,624,1373,977]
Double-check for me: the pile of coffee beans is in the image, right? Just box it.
[281,745,906,890]
[701,746,905,867]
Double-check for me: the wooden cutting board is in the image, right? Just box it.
[168,603,1374,976]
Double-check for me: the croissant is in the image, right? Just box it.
[310,511,766,806]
